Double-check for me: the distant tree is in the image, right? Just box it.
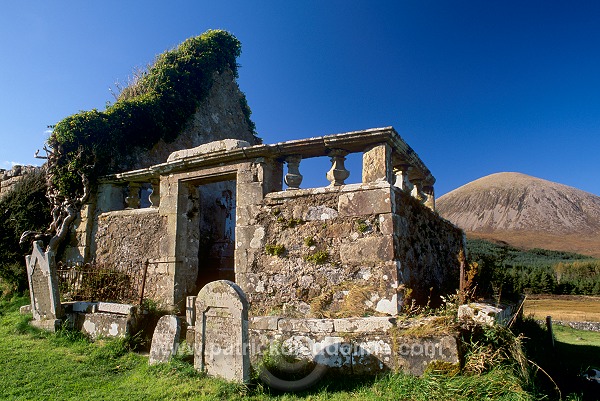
[0,170,50,295]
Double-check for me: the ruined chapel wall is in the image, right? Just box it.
[123,69,259,171]
[236,182,401,318]
[393,189,464,306]
[63,68,258,269]
[92,208,171,302]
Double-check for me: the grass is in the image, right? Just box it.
[523,295,600,322]
[0,294,548,401]
[516,317,600,401]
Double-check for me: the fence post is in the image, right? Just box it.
[546,315,555,350]
[139,260,149,306]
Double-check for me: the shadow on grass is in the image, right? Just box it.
[516,318,599,401]
[249,371,379,398]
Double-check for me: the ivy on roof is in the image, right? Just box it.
[47,29,256,197]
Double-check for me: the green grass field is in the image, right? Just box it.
[0,295,545,401]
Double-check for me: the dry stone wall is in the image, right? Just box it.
[392,189,465,306]
[92,208,169,301]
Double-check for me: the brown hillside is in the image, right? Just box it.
[437,172,600,257]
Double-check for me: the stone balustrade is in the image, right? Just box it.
[98,127,436,212]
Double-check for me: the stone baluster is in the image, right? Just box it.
[149,179,160,208]
[423,185,435,211]
[284,155,303,190]
[125,182,141,209]
[410,178,426,204]
[393,164,413,192]
[326,149,350,186]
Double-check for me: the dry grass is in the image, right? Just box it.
[468,231,600,258]
[523,294,600,322]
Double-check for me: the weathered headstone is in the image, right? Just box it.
[26,241,63,330]
[149,315,181,365]
[194,280,250,382]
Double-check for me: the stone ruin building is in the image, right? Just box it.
[23,54,488,382]
[0,165,40,198]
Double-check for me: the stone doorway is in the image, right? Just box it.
[196,180,237,291]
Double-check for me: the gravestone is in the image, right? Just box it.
[149,315,181,365]
[25,241,63,329]
[194,280,250,382]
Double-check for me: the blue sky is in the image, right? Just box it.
[1,1,599,197]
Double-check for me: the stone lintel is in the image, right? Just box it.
[278,318,335,333]
[249,316,282,331]
[333,317,396,333]
[96,302,136,315]
[167,139,251,162]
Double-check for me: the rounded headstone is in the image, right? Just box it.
[149,315,181,365]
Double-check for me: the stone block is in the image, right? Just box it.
[149,315,181,365]
[236,204,261,226]
[338,188,393,217]
[185,325,196,347]
[19,304,32,314]
[333,317,395,333]
[250,316,281,331]
[278,318,334,333]
[458,303,507,326]
[236,182,264,206]
[71,312,133,340]
[352,335,394,374]
[313,336,353,370]
[362,143,393,183]
[304,205,339,221]
[30,319,62,332]
[340,236,395,264]
[96,302,135,315]
[394,335,459,376]
[378,213,400,235]
[69,302,97,313]
[235,225,266,250]
[167,139,250,161]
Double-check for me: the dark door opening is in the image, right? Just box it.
[196,180,236,291]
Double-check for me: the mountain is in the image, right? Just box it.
[436,172,600,257]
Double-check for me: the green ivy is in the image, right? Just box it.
[48,29,257,198]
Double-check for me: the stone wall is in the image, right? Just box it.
[237,181,465,317]
[92,208,170,302]
[237,182,400,318]
[393,190,465,306]
[0,165,40,198]
[250,315,459,376]
[538,320,600,333]
[120,70,260,171]
[62,67,259,275]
